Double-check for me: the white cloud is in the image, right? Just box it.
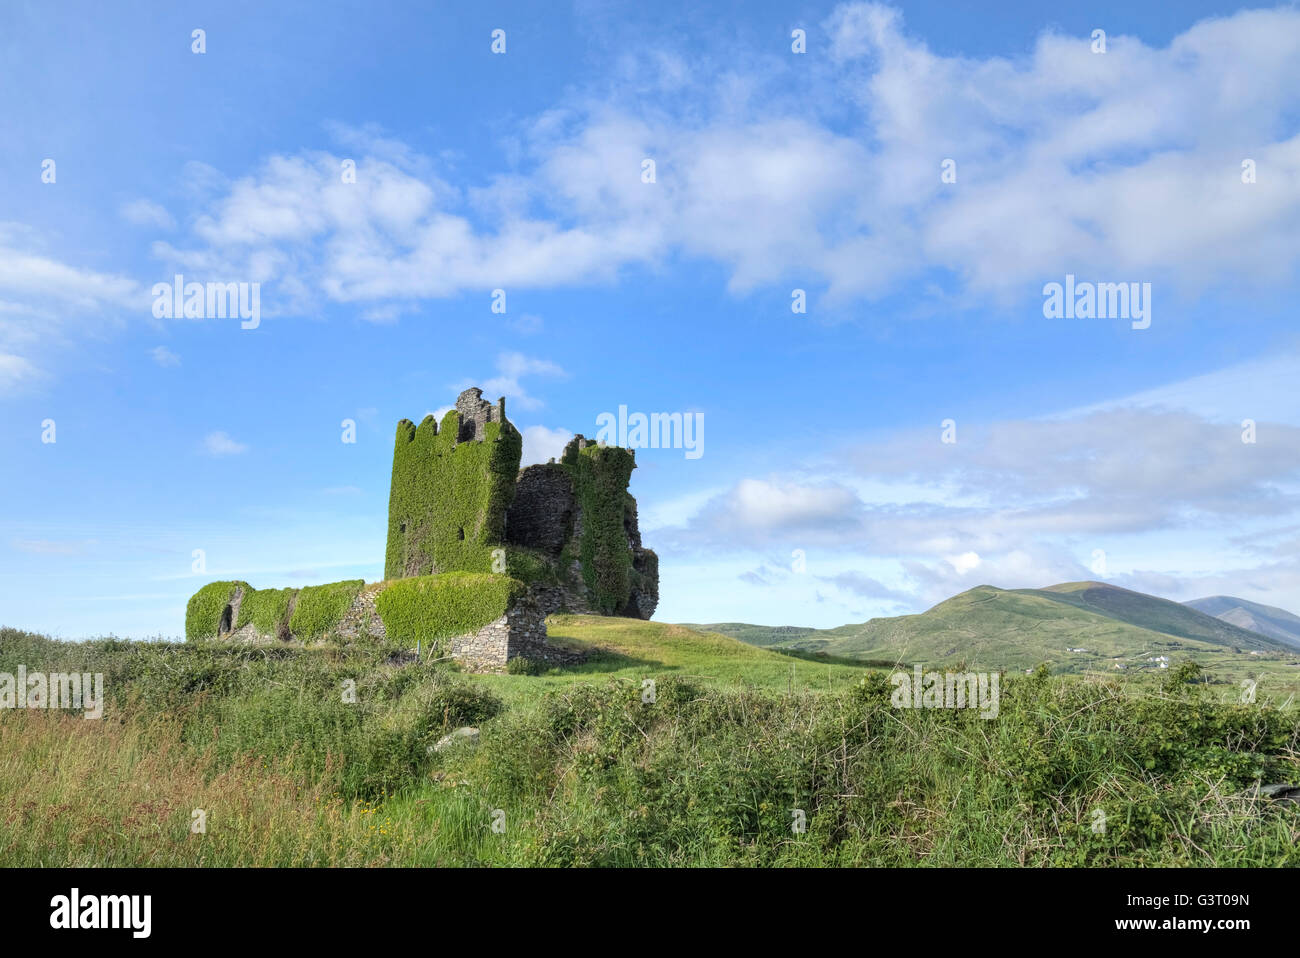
[521,425,572,465]
[120,199,175,230]
[11,538,98,556]
[0,352,40,393]
[475,352,568,412]
[201,431,248,456]
[150,6,1300,314]
[509,312,543,334]
[149,345,180,367]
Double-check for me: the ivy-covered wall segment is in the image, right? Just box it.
[384,388,522,580]
[499,433,659,619]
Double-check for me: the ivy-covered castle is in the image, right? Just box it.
[388,387,658,618]
[184,387,658,670]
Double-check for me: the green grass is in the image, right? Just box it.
[470,614,868,707]
[2,618,1297,867]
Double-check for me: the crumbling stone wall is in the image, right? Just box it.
[506,464,575,556]
[448,597,584,672]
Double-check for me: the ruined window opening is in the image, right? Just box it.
[218,604,233,636]
[457,527,465,540]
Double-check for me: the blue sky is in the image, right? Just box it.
[2,0,1300,638]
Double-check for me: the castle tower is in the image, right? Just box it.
[384,388,522,580]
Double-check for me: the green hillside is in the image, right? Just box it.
[709,581,1299,673]
[1025,581,1282,651]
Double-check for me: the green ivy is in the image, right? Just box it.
[384,409,522,580]
[375,572,526,653]
[185,581,247,641]
[236,587,298,639]
[504,546,559,586]
[289,580,365,640]
[562,443,635,614]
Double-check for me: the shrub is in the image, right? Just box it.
[506,656,544,675]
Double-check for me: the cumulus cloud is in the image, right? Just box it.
[521,424,572,465]
[474,352,567,412]
[146,5,1300,316]
[655,397,1300,610]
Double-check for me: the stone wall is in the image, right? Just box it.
[334,585,388,643]
[506,464,575,555]
[448,597,584,672]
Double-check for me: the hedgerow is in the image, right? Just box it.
[289,580,364,640]
[384,409,522,580]
[375,572,526,653]
[185,580,246,641]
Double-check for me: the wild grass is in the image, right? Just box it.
[1,621,1296,867]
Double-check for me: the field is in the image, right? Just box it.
[1,617,1298,867]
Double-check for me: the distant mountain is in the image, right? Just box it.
[1023,581,1275,649]
[707,581,1298,670]
[1183,596,1300,651]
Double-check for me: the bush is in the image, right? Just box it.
[506,656,544,675]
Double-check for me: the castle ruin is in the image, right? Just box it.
[386,387,658,621]
[187,386,658,671]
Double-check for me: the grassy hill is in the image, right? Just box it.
[1185,595,1300,651]
[1025,581,1282,650]
[707,581,1299,675]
